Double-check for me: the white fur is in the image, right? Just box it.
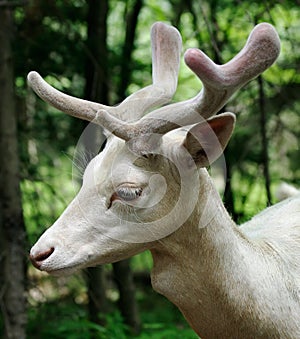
[30,132,300,338]
[29,21,298,338]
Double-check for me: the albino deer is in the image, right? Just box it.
[29,22,300,338]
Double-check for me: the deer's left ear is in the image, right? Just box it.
[183,113,236,167]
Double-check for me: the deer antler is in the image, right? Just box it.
[27,22,181,122]
[185,22,280,117]
[95,23,280,141]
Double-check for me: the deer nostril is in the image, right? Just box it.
[30,247,55,269]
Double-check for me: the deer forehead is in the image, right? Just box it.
[82,136,156,191]
[81,130,187,198]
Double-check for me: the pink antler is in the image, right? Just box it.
[94,23,280,140]
[185,22,280,118]
[27,22,182,122]
[28,22,280,142]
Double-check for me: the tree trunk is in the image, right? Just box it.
[85,0,109,105]
[87,267,109,326]
[84,0,109,326]
[0,6,27,339]
[113,260,141,334]
[223,147,238,221]
[258,75,272,206]
[117,0,143,101]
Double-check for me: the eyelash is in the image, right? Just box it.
[117,187,143,201]
[109,186,143,208]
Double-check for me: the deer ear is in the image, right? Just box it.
[183,113,236,167]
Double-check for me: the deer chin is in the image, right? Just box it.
[43,265,82,277]
[40,253,133,276]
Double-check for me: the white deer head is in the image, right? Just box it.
[29,22,280,276]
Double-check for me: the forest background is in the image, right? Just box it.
[0,0,299,338]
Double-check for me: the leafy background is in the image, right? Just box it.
[0,0,299,338]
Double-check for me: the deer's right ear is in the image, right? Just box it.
[182,113,236,168]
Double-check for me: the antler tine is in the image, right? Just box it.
[118,22,182,120]
[27,22,181,123]
[184,22,280,119]
[27,71,108,122]
[93,23,280,140]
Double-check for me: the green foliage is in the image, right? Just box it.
[138,291,198,339]
[22,151,79,244]
[26,289,197,338]
[27,300,102,339]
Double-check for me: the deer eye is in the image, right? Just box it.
[110,186,143,207]
[117,186,143,201]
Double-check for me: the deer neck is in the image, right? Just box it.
[149,169,260,337]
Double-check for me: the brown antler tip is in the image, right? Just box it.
[152,21,166,29]
[151,21,182,45]
[253,22,279,39]
[184,48,222,86]
[184,48,214,74]
[247,22,281,60]
[152,21,174,32]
